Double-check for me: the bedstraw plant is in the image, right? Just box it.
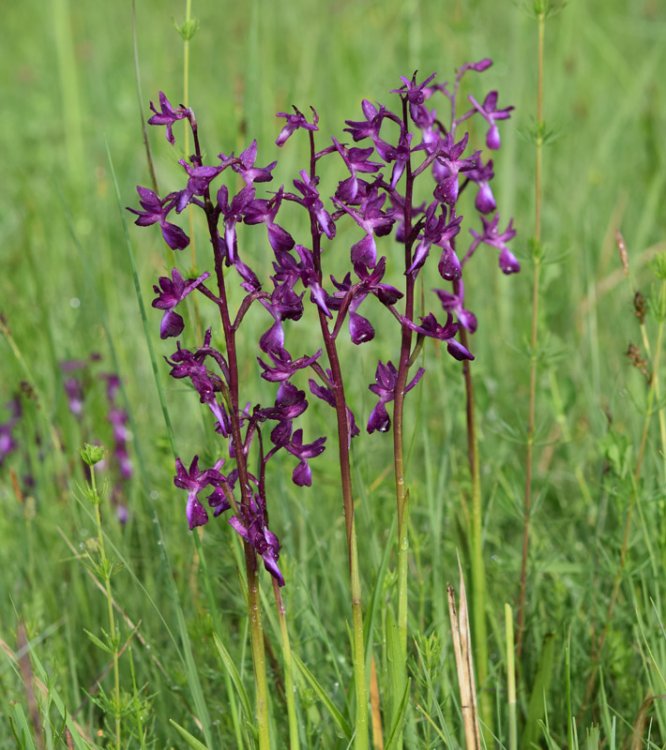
[131,61,516,747]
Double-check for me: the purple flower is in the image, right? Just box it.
[0,398,20,467]
[402,313,474,361]
[467,159,497,214]
[224,140,277,186]
[152,268,210,339]
[217,185,256,263]
[257,347,321,382]
[367,361,425,434]
[64,377,84,418]
[148,91,193,145]
[468,91,514,150]
[174,455,229,530]
[229,494,284,585]
[433,132,478,206]
[291,171,336,240]
[244,187,295,254]
[285,428,326,486]
[392,72,437,106]
[276,106,319,147]
[128,187,190,250]
[468,215,519,274]
[175,161,223,212]
[435,285,477,333]
[308,377,360,440]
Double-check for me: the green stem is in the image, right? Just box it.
[308,130,368,750]
[247,554,271,750]
[505,604,517,750]
[458,326,490,737]
[273,583,300,750]
[90,465,121,750]
[517,6,545,658]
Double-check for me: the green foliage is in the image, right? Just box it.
[1,0,666,747]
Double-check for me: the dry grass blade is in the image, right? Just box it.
[448,565,481,750]
[631,693,666,750]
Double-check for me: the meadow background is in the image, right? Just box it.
[2,0,666,747]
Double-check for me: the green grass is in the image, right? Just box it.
[1,0,666,747]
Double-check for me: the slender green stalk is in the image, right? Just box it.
[308,131,368,750]
[458,325,490,736]
[181,0,198,268]
[84,447,122,750]
[517,3,546,658]
[505,604,517,750]
[273,582,300,750]
[390,96,416,750]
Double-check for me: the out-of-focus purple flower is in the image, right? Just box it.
[0,397,21,467]
[367,361,425,434]
[401,313,474,361]
[468,215,519,274]
[457,58,493,76]
[229,494,284,585]
[276,106,319,147]
[174,455,229,529]
[64,377,84,418]
[468,91,514,150]
[148,91,193,144]
[152,268,210,339]
[128,186,190,250]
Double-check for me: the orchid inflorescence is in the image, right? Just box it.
[131,61,516,587]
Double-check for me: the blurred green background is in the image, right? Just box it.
[2,0,666,747]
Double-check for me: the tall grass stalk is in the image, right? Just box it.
[517,1,546,658]
[82,445,122,750]
[273,582,300,750]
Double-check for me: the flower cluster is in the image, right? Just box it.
[61,356,133,523]
[132,63,516,585]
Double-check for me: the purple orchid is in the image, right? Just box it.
[174,455,229,530]
[468,215,519,274]
[128,187,190,250]
[276,106,319,147]
[148,91,193,144]
[468,91,514,150]
[367,361,425,434]
[152,268,210,339]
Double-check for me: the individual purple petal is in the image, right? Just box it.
[438,247,462,281]
[292,460,312,486]
[349,311,375,345]
[499,246,521,274]
[367,401,391,434]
